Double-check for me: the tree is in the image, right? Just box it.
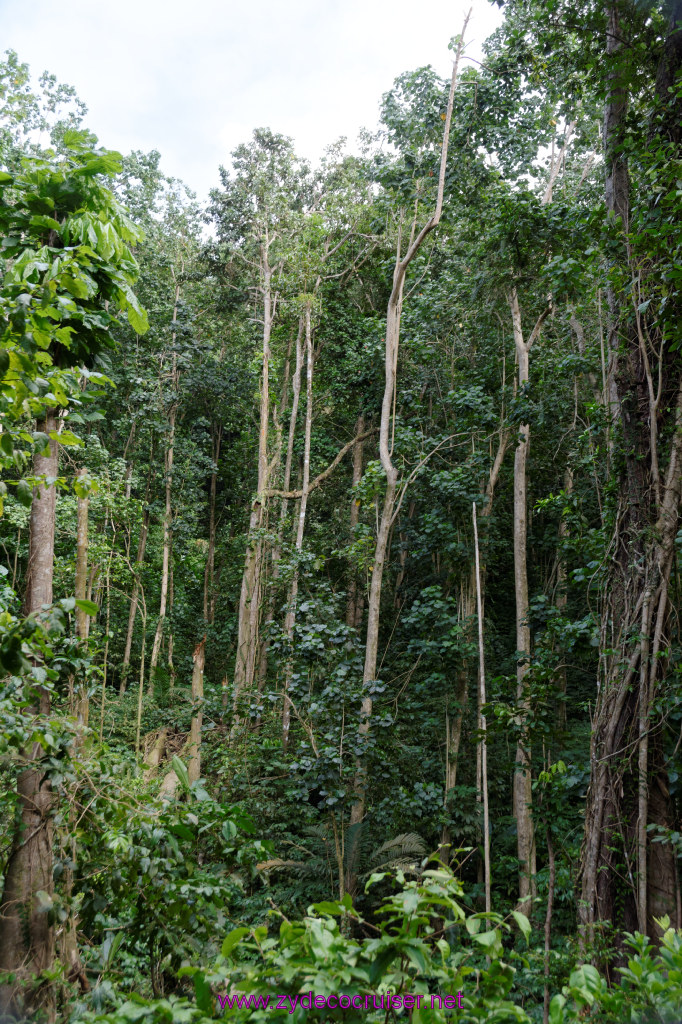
[0,125,147,1016]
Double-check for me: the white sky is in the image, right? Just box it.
[0,0,503,203]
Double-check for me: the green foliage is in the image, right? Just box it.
[89,867,535,1023]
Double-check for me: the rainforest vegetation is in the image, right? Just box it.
[1,0,682,1020]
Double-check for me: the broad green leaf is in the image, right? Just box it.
[221,927,250,957]
[16,480,33,507]
[473,928,499,948]
[172,755,190,792]
[124,292,149,334]
[193,971,213,1013]
[311,900,343,916]
[404,940,429,973]
[549,993,566,1024]
[511,910,531,942]
[75,598,99,616]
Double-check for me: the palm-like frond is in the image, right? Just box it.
[365,832,427,875]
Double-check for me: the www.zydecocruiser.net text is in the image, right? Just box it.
[215,991,465,1013]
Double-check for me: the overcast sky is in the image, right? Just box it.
[1,0,503,203]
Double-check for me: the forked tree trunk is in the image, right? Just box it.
[0,411,58,1020]
[348,19,469,839]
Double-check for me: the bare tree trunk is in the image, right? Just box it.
[121,508,150,694]
[75,475,89,643]
[149,370,177,687]
[123,421,136,502]
[204,426,222,624]
[0,411,58,1021]
[555,465,573,731]
[99,547,114,741]
[59,469,91,997]
[510,286,535,909]
[121,458,153,694]
[254,320,304,719]
[150,270,181,687]
[543,828,556,1024]
[441,427,507,862]
[167,549,175,691]
[441,580,472,862]
[74,471,90,727]
[188,638,206,784]
[509,289,551,909]
[135,605,148,758]
[275,318,304,560]
[346,415,365,628]
[348,19,469,841]
[282,304,314,749]
[231,248,275,737]
[393,497,414,611]
[473,503,491,914]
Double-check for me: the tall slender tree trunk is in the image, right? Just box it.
[60,470,90,996]
[442,427,507,860]
[508,289,550,909]
[150,272,181,688]
[442,581,473,862]
[473,502,491,913]
[346,415,365,629]
[74,470,90,728]
[188,638,206,784]
[121,456,154,694]
[254,319,304,718]
[167,550,175,690]
[505,115,561,908]
[555,465,573,731]
[232,247,275,737]
[267,317,303,582]
[348,21,468,842]
[510,287,535,907]
[121,509,150,694]
[0,411,58,1020]
[282,304,314,749]
[204,426,222,624]
[149,354,178,687]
